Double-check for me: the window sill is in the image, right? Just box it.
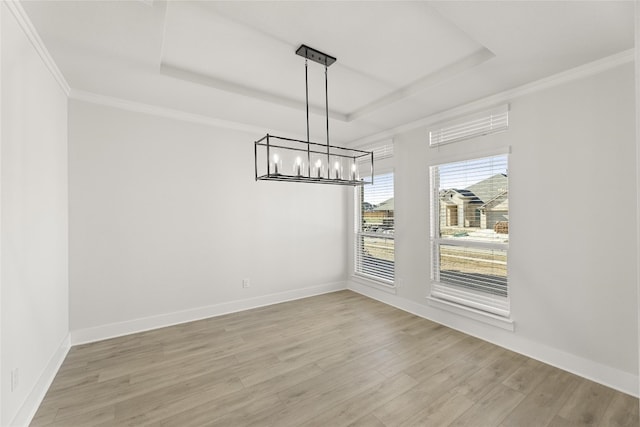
[427,296,515,331]
[351,274,397,294]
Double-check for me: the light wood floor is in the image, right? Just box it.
[31,290,638,426]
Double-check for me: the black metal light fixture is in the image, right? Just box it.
[254,45,373,186]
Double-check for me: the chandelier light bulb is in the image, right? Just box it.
[294,156,302,176]
[272,153,281,174]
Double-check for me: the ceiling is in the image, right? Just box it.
[22,1,635,144]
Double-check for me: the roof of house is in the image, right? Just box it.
[453,189,477,198]
[467,174,508,205]
[454,189,482,204]
[480,190,509,211]
[440,188,482,204]
[374,198,394,211]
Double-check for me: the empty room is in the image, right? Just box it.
[2,1,640,426]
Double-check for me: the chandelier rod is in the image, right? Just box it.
[325,64,330,178]
[305,59,311,177]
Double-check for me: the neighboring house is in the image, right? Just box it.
[467,174,508,204]
[363,197,394,230]
[374,197,394,214]
[479,190,509,230]
[440,174,508,230]
[440,189,482,227]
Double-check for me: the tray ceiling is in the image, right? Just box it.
[21,1,635,144]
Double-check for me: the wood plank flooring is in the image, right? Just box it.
[31,290,638,426]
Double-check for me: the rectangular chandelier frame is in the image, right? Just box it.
[254,44,374,187]
[255,134,374,186]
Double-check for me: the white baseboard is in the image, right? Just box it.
[10,334,71,427]
[348,281,639,398]
[71,281,347,345]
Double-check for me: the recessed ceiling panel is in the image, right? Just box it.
[160,1,489,116]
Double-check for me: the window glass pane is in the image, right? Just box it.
[438,244,507,297]
[437,156,508,243]
[356,172,394,283]
[361,172,394,234]
[356,236,394,282]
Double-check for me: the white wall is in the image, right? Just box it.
[350,62,639,395]
[1,2,69,425]
[68,100,348,340]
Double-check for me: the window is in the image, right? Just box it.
[430,154,509,317]
[355,172,394,283]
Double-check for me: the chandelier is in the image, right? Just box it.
[254,45,373,186]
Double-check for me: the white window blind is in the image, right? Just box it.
[370,142,394,160]
[354,140,394,161]
[430,154,509,317]
[429,105,509,147]
[355,140,394,174]
[355,172,394,283]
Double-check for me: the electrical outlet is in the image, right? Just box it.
[242,278,250,288]
[10,368,19,392]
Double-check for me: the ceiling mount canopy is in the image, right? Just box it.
[255,45,373,186]
[295,44,337,67]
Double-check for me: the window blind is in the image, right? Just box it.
[430,154,509,316]
[356,140,394,171]
[429,105,509,147]
[354,140,394,160]
[370,142,394,160]
[355,172,394,283]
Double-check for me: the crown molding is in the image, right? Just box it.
[348,48,635,147]
[4,0,71,96]
[69,89,290,137]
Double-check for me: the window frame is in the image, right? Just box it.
[429,153,510,318]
